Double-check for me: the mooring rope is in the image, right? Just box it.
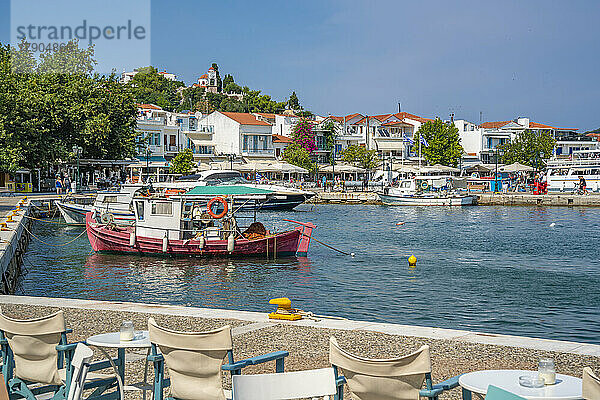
[21,224,88,247]
[21,214,82,225]
[300,232,352,256]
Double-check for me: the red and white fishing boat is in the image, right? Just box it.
[86,186,314,258]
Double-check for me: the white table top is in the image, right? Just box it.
[459,370,583,400]
[86,331,151,348]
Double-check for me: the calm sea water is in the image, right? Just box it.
[18,205,600,344]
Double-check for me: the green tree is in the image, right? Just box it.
[224,82,242,94]
[283,142,315,172]
[288,91,301,110]
[341,145,378,170]
[127,66,184,111]
[499,129,556,170]
[222,73,234,88]
[178,85,206,111]
[169,148,195,175]
[0,40,137,172]
[414,119,463,167]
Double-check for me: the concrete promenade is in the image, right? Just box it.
[475,193,600,206]
[1,296,598,399]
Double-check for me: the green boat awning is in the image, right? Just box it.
[185,185,273,196]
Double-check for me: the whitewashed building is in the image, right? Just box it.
[454,117,594,163]
[198,111,275,160]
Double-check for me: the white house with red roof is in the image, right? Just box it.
[455,116,594,163]
[323,111,433,160]
[199,111,276,159]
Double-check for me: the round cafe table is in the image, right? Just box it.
[459,370,583,400]
[86,331,151,400]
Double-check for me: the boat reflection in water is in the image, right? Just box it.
[82,252,315,308]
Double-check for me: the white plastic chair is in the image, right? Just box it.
[66,343,94,400]
[232,368,336,400]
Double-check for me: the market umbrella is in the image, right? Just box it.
[499,162,534,173]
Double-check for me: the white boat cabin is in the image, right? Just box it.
[132,186,273,241]
[93,184,146,214]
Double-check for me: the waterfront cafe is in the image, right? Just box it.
[125,157,172,183]
[234,161,308,181]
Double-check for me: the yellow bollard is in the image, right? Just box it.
[6,214,14,223]
[0,222,8,231]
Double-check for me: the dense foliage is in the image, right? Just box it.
[127,66,185,111]
[341,145,378,170]
[169,148,195,175]
[414,119,463,167]
[290,119,316,153]
[0,40,137,172]
[499,129,556,170]
[282,142,315,172]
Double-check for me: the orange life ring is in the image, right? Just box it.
[207,197,228,219]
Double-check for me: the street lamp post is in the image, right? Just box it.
[72,145,82,193]
[228,154,236,170]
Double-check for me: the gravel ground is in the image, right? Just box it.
[1,303,598,400]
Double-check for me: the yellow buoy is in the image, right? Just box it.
[408,255,417,266]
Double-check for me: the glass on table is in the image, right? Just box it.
[120,321,135,341]
[538,357,556,385]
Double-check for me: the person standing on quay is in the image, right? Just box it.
[55,176,63,195]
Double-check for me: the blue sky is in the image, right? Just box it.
[2,0,599,130]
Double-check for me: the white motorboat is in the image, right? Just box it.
[378,176,474,206]
[546,149,600,192]
[156,170,315,210]
[55,184,144,224]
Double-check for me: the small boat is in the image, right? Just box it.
[56,185,145,224]
[156,170,315,210]
[86,185,315,258]
[378,176,474,206]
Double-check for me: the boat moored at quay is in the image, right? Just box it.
[86,186,315,258]
[546,149,600,192]
[378,176,474,206]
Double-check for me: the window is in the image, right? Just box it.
[135,201,145,221]
[102,196,118,204]
[151,201,173,216]
[243,136,248,150]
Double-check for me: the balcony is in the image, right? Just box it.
[164,145,182,153]
[242,148,274,155]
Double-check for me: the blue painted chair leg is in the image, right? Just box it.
[275,358,284,373]
[462,387,472,400]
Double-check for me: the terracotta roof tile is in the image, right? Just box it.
[221,112,271,126]
[137,103,162,110]
[479,121,512,129]
[529,121,557,129]
[272,134,293,143]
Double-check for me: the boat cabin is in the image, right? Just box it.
[132,185,274,241]
[93,184,146,215]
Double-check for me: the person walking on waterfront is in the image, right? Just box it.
[579,175,588,195]
[63,175,71,193]
[55,176,63,195]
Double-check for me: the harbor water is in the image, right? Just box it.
[19,204,600,344]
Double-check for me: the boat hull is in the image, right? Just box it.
[379,194,474,206]
[56,201,88,224]
[86,213,311,258]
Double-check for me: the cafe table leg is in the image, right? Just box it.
[117,348,126,387]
